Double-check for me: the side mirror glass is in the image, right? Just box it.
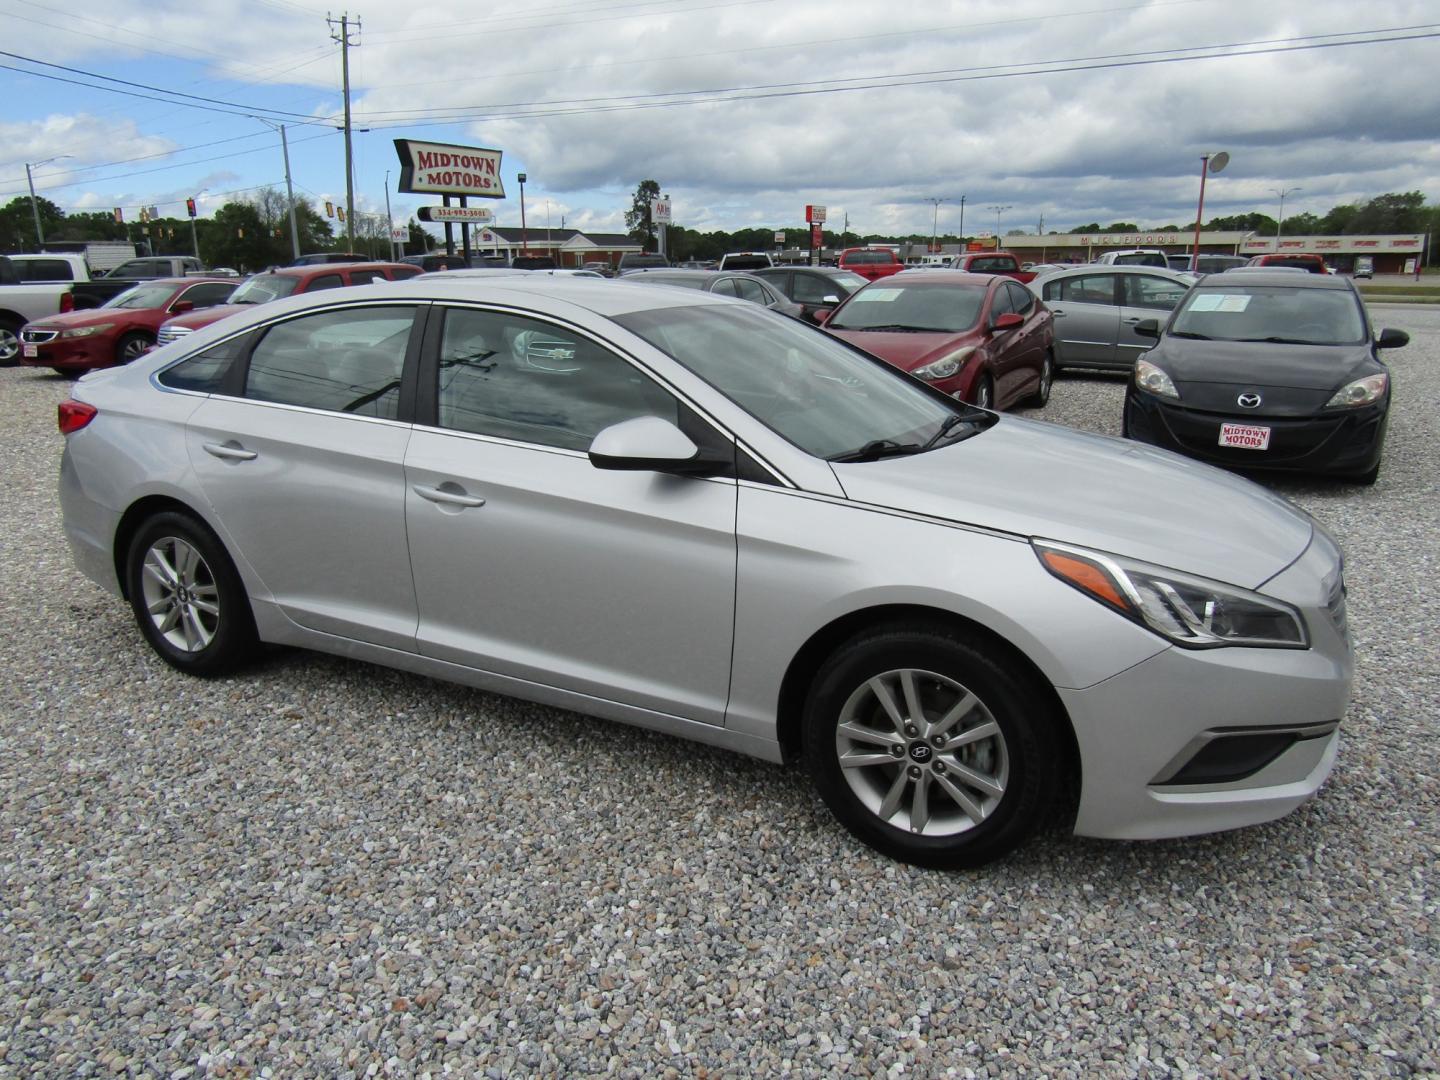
[1133,318,1160,338]
[991,312,1024,332]
[822,294,841,304]
[1375,327,1409,350]
[589,416,729,477]
[169,299,195,314]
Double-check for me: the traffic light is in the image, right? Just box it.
[186,198,197,218]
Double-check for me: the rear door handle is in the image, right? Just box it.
[202,441,257,461]
[412,483,486,508]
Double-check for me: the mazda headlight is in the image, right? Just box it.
[1325,372,1387,408]
[1134,358,1178,399]
[1034,540,1307,649]
[914,346,975,381]
[60,324,114,339]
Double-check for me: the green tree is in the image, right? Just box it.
[1069,223,1102,233]
[1347,191,1428,234]
[624,179,661,251]
[0,195,65,252]
[203,202,271,271]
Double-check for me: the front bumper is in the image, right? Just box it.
[20,331,114,370]
[1063,535,1352,839]
[1125,389,1387,477]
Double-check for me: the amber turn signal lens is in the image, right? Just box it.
[1040,550,1132,612]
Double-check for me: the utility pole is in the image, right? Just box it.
[957,195,966,248]
[925,197,946,257]
[23,156,70,249]
[1274,186,1301,243]
[987,205,1012,248]
[384,170,396,260]
[329,11,360,252]
[257,118,302,261]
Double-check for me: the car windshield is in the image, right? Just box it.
[228,274,302,304]
[827,282,986,333]
[615,304,977,460]
[103,283,176,309]
[1169,286,1366,345]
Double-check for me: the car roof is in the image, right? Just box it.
[262,261,410,278]
[1040,265,1195,280]
[1203,269,1350,288]
[885,270,999,286]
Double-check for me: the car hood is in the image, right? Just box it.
[831,415,1315,589]
[28,308,140,330]
[825,329,976,371]
[1151,338,1374,391]
[165,304,246,329]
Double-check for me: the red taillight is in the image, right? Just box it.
[60,291,75,314]
[58,400,97,435]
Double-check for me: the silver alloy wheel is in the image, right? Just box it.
[1039,354,1053,399]
[834,668,1009,837]
[975,378,993,409]
[0,326,18,363]
[139,536,220,653]
[120,336,150,363]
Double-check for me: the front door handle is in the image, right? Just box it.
[1122,317,1143,324]
[412,483,486,509]
[203,441,257,461]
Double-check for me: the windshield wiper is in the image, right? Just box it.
[829,438,922,463]
[1170,330,1210,340]
[1235,336,1320,345]
[842,323,927,333]
[921,413,973,450]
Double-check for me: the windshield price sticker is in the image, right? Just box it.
[853,289,902,303]
[1219,422,1271,450]
[1190,294,1252,313]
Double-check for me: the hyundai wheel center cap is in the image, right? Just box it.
[909,742,933,763]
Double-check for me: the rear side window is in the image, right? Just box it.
[245,306,415,418]
[389,267,421,279]
[305,274,345,291]
[348,270,384,285]
[158,338,245,393]
[1049,274,1116,305]
[15,259,75,282]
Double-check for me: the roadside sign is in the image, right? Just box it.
[418,205,495,224]
[774,231,785,244]
[806,204,827,223]
[394,139,505,198]
[651,197,672,224]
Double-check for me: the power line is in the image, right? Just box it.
[363,0,773,43]
[350,27,1440,126]
[0,132,277,188]
[0,49,336,123]
[42,180,292,214]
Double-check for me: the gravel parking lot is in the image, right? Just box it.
[2,305,1437,1078]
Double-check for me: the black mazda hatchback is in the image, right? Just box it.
[1123,271,1408,484]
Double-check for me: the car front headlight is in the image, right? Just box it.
[1324,372,1387,408]
[60,324,114,339]
[1034,540,1307,649]
[913,346,975,381]
[1134,358,1178,399]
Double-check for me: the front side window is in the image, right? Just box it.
[178,282,236,309]
[828,282,987,333]
[1123,274,1190,311]
[791,274,835,304]
[1169,286,1366,345]
[617,304,965,461]
[435,307,680,452]
[1005,281,1034,315]
[16,259,74,282]
[245,306,414,417]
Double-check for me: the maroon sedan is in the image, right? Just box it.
[821,272,1055,410]
[21,277,236,373]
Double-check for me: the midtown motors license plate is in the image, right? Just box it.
[1219,422,1271,450]
[23,345,37,358]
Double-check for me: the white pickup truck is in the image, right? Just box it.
[0,253,92,366]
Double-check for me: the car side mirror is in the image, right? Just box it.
[822,294,840,305]
[811,307,834,325]
[1133,318,1160,338]
[991,312,1024,332]
[169,299,195,314]
[589,416,729,477]
[1375,327,1409,350]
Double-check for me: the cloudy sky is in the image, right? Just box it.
[2,0,1438,243]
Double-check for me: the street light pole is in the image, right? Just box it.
[384,169,396,260]
[23,155,71,249]
[925,197,946,258]
[518,173,528,255]
[986,204,1012,248]
[1190,151,1230,270]
[1274,186,1301,244]
[957,195,966,247]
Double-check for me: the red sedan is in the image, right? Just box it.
[21,277,236,373]
[821,271,1056,410]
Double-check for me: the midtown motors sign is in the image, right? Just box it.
[394,139,506,198]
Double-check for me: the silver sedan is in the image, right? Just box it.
[58,277,1350,868]
[1031,265,1197,371]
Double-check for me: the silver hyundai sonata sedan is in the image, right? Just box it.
[58,277,1352,868]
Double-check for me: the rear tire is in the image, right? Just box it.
[1026,350,1055,407]
[125,511,258,676]
[803,625,1060,869]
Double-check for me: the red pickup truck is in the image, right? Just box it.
[837,248,905,281]
[947,252,1037,283]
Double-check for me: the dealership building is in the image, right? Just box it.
[972,232,1429,273]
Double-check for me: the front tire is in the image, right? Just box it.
[125,511,257,676]
[115,332,153,365]
[803,626,1060,869]
[0,317,21,366]
[971,373,994,410]
[1026,350,1055,407]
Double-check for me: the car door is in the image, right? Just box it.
[1118,272,1190,365]
[1040,273,1120,367]
[183,303,424,650]
[1003,281,1046,396]
[403,304,739,725]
